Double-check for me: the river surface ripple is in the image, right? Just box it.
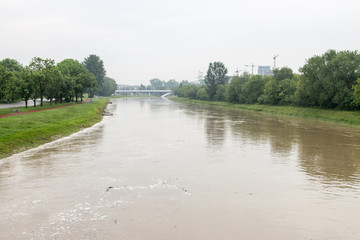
[1,97,360,240]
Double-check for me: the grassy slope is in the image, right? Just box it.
[0,99,108,159]
[171,97,360,127]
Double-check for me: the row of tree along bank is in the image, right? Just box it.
[171,97,360,127]
[0,55,117,107]
[174,50,360,111]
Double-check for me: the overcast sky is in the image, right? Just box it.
[1,0,359,85]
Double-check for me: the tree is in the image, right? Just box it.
[74,71,96,102]
[204,62,228,100]
[174,84,198,99]
[214,84,226,101]
[182,84,198,99]
[17,67,34,108]
[273,67,294,81]
[242,75,268,103]
[0,64,14,101]
[259,79,280,105]
[83,54,105,97]
[45,66,63,105]
[150,78,165,90]
[225,73,250,103]
[352,78,360,106]
[299,49,360,109]
[179,80,189,87]
[278,76,298,105]
[196,86,209,100]
[165,79,179,89]
[58,59,96,102]
[0,58,22,72]
[29,57,58,106]
[98,76,117,96]
[61,76,75,102]
[259,75,298,105]
[0,59,22,101]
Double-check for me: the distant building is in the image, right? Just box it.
[258,66,273,76]
[197,71,204,85]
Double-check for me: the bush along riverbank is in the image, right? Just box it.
[0,98,109,159]
[170,97,360,127]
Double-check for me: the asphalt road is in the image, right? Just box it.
[0,100,40,109]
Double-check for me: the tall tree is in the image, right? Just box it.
[299,49,360,109]
[17,67,35,108]
[83,54,106,97]
[0,59,22,101]
[29,57,57,106]
[45,66,63,105]
[58,59,96,102]
[75,71,97,102]
[0,64,14,101]
[204,62,228,100]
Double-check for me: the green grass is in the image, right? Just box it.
[170,97,360,127]
[0,99,109,159]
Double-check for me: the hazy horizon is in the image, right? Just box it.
[1,0,359,85]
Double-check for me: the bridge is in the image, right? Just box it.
[115,90,173,97]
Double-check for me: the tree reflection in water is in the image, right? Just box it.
[184,104,360,186]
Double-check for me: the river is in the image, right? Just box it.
[1,97,360,240]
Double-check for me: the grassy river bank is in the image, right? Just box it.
[0,98,109,159]
[171,97,360,127]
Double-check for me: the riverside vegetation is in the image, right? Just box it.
[0,98,109,159]
[0,54,118,159]
[173,50,360,126]
[0,54,117,107]
[171,97,360,127]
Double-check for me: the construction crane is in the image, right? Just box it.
[235,68,242,76]
[245,63,257,75]
[273,55,279,70]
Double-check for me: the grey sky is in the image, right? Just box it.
[1,0,359,85]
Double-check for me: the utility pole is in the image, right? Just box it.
[273,54,279,70]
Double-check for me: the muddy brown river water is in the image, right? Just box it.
[1,97,360,239]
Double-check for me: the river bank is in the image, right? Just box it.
[0,98,109,159]
[170,97,360,128]
[1,97,360,239]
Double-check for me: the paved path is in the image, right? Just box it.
[0,100,39,109]
[0,104,79,118]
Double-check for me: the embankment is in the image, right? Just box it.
[0,99,109,159]
[171,97,360,127]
